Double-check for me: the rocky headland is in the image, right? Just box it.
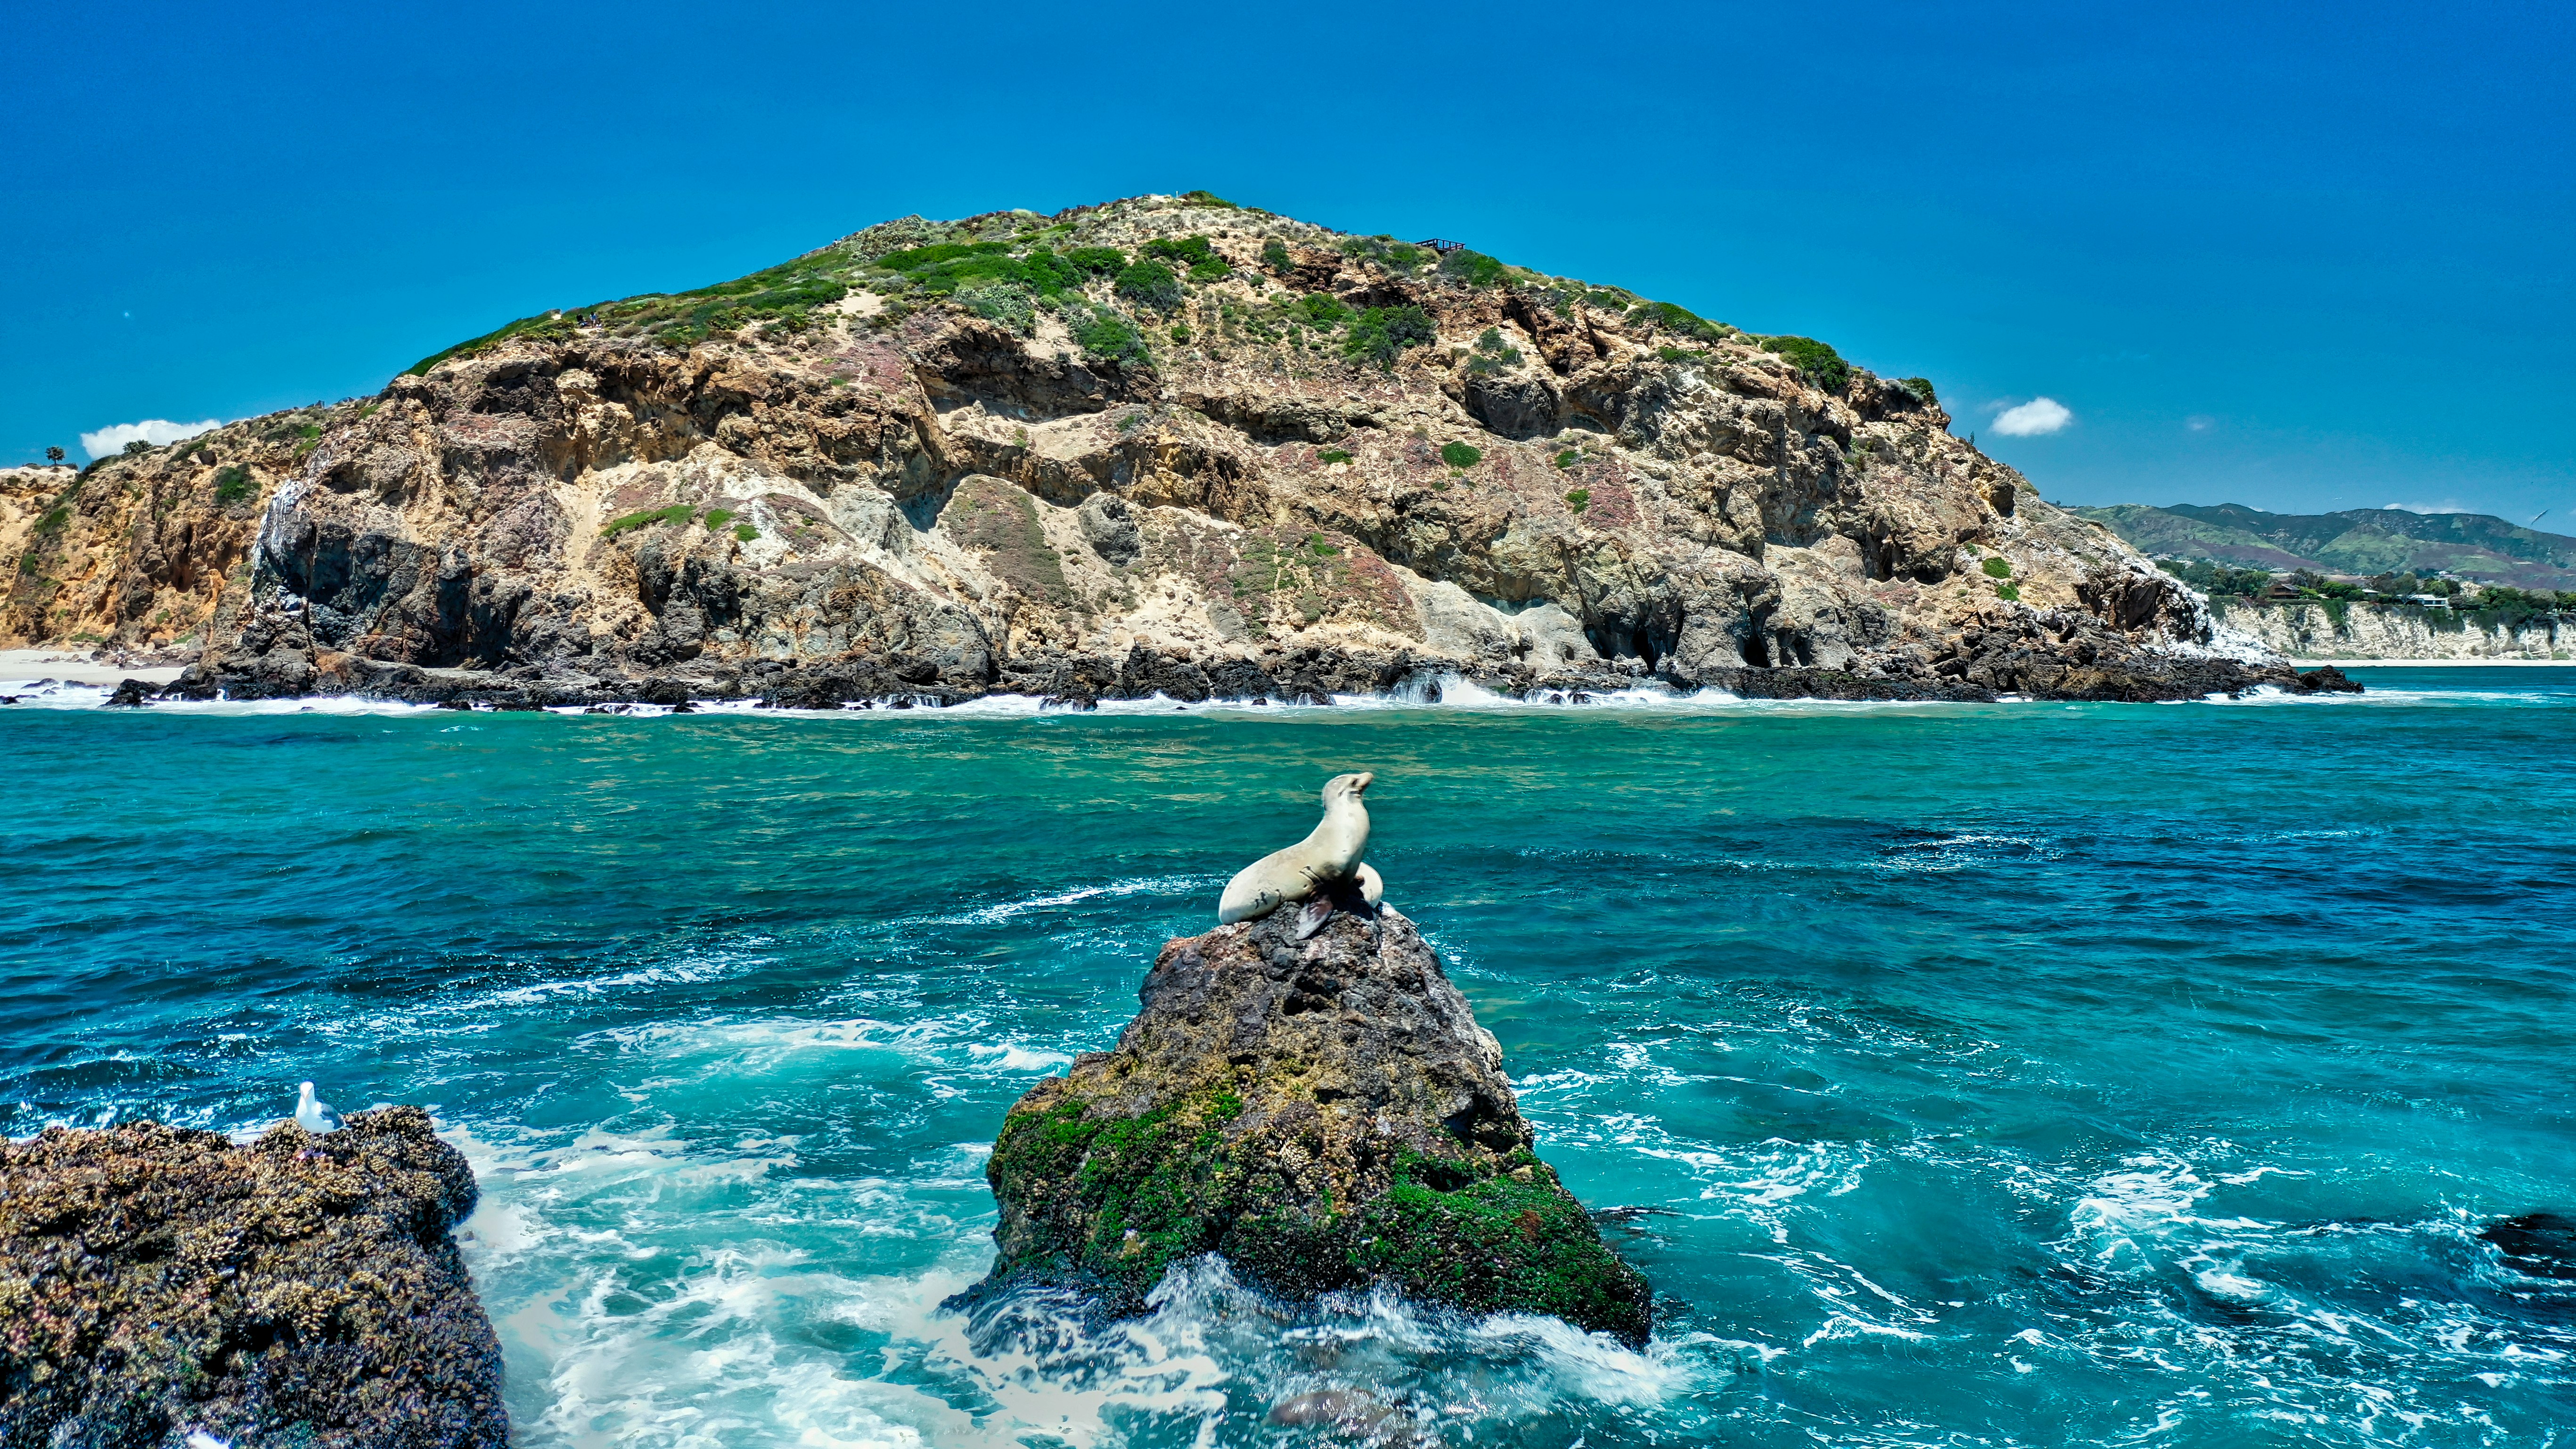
[0,1108,506,1449]
[964,902,1653,1345]
[4,194,2331,706]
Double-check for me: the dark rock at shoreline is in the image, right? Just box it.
[0,1108,506,1449]
[102,678,154,708]
[962,906,1654,1346]
[2293,665,2363,694]
[148,631,2317,712]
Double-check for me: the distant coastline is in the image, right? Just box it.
[2300,657,2575,667]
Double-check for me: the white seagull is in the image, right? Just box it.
[295,1081,343,1134]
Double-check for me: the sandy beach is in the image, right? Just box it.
[0,650,188,686]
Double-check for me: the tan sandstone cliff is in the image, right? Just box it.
[7,194,2322,704]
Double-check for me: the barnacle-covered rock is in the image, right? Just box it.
[0,1107,504,1449]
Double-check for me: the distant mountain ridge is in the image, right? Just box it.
[2070,502,2576,589]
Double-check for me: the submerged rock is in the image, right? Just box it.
[2484,1211,2576,1280]
[0,1107,506,1449]
[967,907,1653,1345]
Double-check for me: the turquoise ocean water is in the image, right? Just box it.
[4,669,2573,1447]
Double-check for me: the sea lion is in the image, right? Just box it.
[1218,771,1380,929]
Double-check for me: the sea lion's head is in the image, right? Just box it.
[1322,771,1374,807]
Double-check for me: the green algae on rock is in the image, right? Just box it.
[0,1107,505,1449]
[967,906,1653,1346]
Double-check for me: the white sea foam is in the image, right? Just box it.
[964,1041,1072,1072]
[926,874,1214,926]
[452,1112,1709,1449]
[2064,1152,2241,1268]
[922,1257,1704,1448]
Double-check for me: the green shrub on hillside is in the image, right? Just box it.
[1438,249,1508,287]
[1019,247,1087,295]
[1465,327,1523,376]
[1115,260,1184,311]
[1260,239,1293,276]
[1981,557,2012,579]
[1627,301,1731,344]
[1065,246,1128,274]
[1180,190,1237,208]
[1297,293,1352,328]
[408,245,857,372]
[1343,305,1435,366]
[877,242,1085,303]
[1143,235,1219,268]
[1136,234,1232,282]
[1073,306,1149,364]
[1341,236,1425,273]
[602,504,696,538]
[875,241,1013,272]
[957,280,1036,332]
[1760,335,1851,391]
[2158,559,2277,597]
[405,311,579,374]
[1439,442,1482,468]
[1565,488,1591,512]
[1898,376,1938,404]
[213,466,253,504]
[1319,449,1353,464]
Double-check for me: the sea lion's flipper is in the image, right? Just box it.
[1293,898,1334,940]
[1315,867,1380,920]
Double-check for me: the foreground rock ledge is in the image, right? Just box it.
[0,1108,506,1449]
[966,908,1653,1346]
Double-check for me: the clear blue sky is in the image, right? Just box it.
[7,0,2570,520]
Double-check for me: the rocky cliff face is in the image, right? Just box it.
[16,194,2301,703]
[967,905,1654,1345]
[2215,598,2570,661]
[0,1108,506,1449]
[1,407,337,661]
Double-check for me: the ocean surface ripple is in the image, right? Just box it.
[4,666,2572,1447]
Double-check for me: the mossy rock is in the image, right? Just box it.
[970,909,1652,1345]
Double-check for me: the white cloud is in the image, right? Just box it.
[1990,397,2073,437]
[80,418,221,460]
[2185,415,2215,433]
[2380,500,2475,515]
